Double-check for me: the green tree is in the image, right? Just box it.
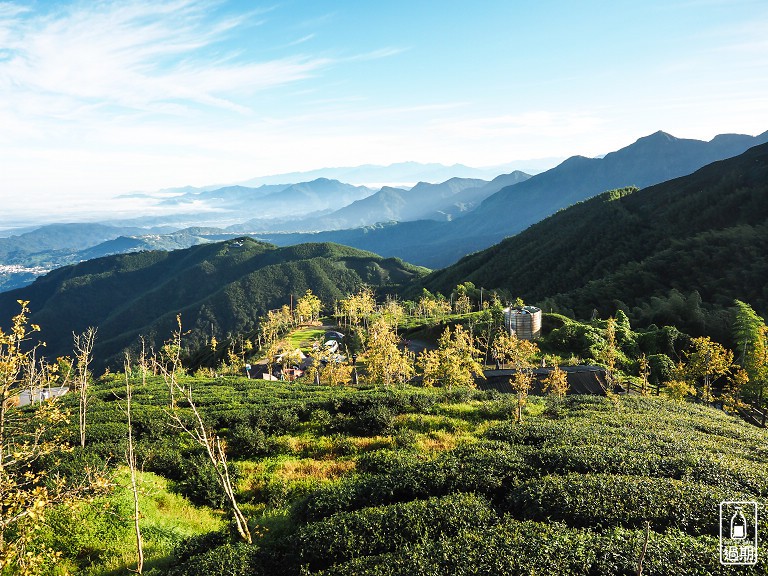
[601,317,618,392]
[733,300,768,408]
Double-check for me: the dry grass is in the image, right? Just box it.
[393,413,470,434]
[277,458,355,482]
[413,430,474,453]
[349,435,395,451]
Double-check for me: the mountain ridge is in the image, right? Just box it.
[0,238,427,367]
[419,141,768,341]
[277,130,768,268]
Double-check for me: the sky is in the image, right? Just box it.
[1,0,767,221]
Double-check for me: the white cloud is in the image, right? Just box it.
[0,0,332,119]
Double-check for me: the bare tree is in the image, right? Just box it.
[167,386,252,543]
[73,327,97,448]
[122,352,143,574]
[156,317,184,409]
[161,317,252,543]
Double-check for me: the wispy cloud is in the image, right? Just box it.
[283,33,316,48]
[0,0,332,119]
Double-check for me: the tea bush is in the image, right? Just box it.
[505,473,742,536]
[291,493,496,571]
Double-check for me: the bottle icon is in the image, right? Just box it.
[731,506,747,540]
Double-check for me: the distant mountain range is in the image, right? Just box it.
[160,178,376,220]
[0,223,174,291]
[230,173,530,232]
[262,130,768,267]
[2,129,766,294]
[0,174,530,290]
[0,239,426,367]
[236,160,550,187]
[420,141,768,342]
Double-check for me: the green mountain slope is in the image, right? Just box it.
[0,238,427,366]
[420,142,768,338]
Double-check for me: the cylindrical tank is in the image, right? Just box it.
[503,305,542,339]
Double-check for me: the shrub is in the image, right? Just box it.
[171,452,238,508]
[316,520,736,576]
[505,473,742,536]
[292,493,497,571]
[166,540,254,576]
[226,424,270,459]
[293,443,532,523]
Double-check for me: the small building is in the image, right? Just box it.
[503,306,542,340]
[16,386,70,407]
[478,366,608,396]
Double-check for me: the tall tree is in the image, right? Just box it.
[339,287,376,330]
[684,336,733,402]
[364,316,413,387]
[295,289,322,325]
[163,317,251,544]
[638,354,651,397]
[122,353,143,574]
[498,332,539,421]
[602,317,618,392]
[733,300,768,409]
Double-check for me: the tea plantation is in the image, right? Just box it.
[35,374,768,575]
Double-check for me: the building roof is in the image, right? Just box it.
[477,366,607,396]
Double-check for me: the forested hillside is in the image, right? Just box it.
[0,239,426,367]
[420,142,768,341]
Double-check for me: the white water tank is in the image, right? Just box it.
[503,306,542,339]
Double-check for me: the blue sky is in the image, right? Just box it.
[1,0,767,218]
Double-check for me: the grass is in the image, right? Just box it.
[286,326,327,352]
[42,469,223,575]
